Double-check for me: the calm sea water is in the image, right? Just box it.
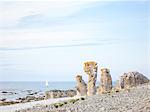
[0,81,76,91]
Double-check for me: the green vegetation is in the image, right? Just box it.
[53,102,64,108]
[53,97,86,108]
[69,98,79,104]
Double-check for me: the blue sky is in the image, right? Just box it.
[0,0,149,81]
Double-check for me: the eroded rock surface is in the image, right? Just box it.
[45,90,76,99]
[17,83,150,112]
[120,71,149,89]
[84,61,98,96]
[98,68,112,94]
[76,75,87,96]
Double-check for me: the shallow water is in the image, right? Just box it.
[0,81,76,100]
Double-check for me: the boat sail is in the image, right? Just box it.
[45,80,49,87]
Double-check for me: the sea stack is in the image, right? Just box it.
[84,61,98,96]
[75,75,87,96]
[120,71,149,89]
[98,68,112,94]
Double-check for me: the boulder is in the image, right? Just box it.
[66,90,77,97]
[0,99,6,102]
[84,61,98,96]
[75,75,87,96]
[45,90,76,99]
[120,71,149,89]
[25,96,36,102]
[1,91,16,95]
[98,68,112,94]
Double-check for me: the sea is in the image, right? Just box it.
[0,81,76,101]
[0,81,116,101]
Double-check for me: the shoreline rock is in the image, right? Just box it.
[14,83,150,112]
[45,89,76,99]
[98,68,112,94]
[75,75,87,96]
[119,71,149,89]
[84,61,98,96]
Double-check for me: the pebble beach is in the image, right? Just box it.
[0,83,148,112]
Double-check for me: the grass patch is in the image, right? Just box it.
[69,98,79,104]
[53,98,83,108]
[53,102,64,108]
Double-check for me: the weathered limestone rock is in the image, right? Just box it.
[45,90,76,99]
[45,91,55,99]
[75,75,87,96]
[84,61,98,96]
[98,68,112,94]
[120,71,149,89]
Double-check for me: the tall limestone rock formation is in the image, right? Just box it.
[75,75,87,96]
[84,61,98,96]
[98,68,112,94]
[120,71,149,89]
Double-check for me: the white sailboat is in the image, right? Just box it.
[45,80,49,87]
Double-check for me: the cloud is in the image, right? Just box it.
[0,1,147,51]
[0,1,93,29]
[0,63,15,67]
[0,40,117,51]
[0,38,120,51]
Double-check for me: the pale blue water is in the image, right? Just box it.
[0,81,76,91]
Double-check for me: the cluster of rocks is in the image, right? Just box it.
[9,61,149,112]
[45,90,76,99]
[1,91,17,95]
[119,71,149,89]
[44,61,149,100]
[76,61,113,96]
[76,61,149,96]
[1,89,77,105]
[0,95,45,106]
[3,61,149,111]
[17,95,45,102]
[16,83,150,112]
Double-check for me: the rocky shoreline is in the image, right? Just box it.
[0,89,76,106]
[0,89,44,106]
[0,61,149,112]
[15,83,150,112]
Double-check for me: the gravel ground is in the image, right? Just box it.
[17,83,150,112]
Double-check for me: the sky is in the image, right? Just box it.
[0,0,149,81]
